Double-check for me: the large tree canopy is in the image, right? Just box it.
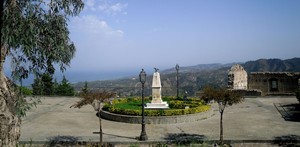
[1,0,84,79]
[1,0,84,146]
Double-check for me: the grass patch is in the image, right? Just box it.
[103,97,211,116]
[114,99,151,110]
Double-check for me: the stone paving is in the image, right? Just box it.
[20,96,300,144]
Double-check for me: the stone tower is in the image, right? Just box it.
[228,64,248,89]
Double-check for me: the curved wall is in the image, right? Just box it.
[100,109,214,124]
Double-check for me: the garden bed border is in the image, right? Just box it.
[100,107,214,124]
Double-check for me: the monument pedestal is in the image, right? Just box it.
[145,69,169,109]
[146,102,169,109]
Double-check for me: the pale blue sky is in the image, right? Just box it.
[68,0,300,74]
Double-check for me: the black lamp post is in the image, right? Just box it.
[175,64,180,99]
[298,78,300,90]
[139,69,148,141]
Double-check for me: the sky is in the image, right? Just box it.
[67,0,300,75]
[4,0,300,83]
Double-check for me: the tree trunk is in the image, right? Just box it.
[220,111,224,145]
[0,58,21,146]
[99,110,103,146]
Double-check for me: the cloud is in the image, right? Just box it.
[84,0,128,13]
[85,0,96,11]
[110,3,127,12]
[70,15,124,38]
[67,1,129,72]
[68,14,127,72]
[98,2,128,15]
[85,0,95,7]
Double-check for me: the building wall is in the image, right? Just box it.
[248,72,300,96]
[228,64,248,89]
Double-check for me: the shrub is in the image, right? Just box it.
[19,86,33,96]
[169,100,185,109]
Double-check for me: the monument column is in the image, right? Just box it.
[145,68,169,109]
[151,69,162,103]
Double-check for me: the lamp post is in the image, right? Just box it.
[139,69,148,141]
[298,78,300,90]
[175,64,179,99]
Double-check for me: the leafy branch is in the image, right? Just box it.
[70,90,116,109]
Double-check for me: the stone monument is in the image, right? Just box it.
[146,68,169,109]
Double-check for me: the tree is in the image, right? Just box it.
[1,0,84,146]
[41,73,54,95]
[53,78,59,95]
[32,73,54,96]
[32,75,43,95]
[202,87,244,145]
[80,81,89,96]
[32,73,53,95]
[70,91,115,146]
[55,76,75,96]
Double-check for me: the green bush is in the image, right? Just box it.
[103,97,211,116]
[19,86,33,96]
[169,100,185,109]
[169,98,204,109]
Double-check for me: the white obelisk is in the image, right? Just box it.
[146,68,169,109]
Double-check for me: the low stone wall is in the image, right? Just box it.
[100,108,214,124]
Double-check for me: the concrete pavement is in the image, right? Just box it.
[20,96,300,145]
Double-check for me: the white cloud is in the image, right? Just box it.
[85,0,95,7]
[66,1,130,72]
[85,0,96,11]
[98,2,128,15]
[70,15,124,38]
[110,3,127,12]
[68,14,127,72]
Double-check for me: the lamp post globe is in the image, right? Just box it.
[139,69,148,141]
[176,64,179,71]
[139,69,146,84]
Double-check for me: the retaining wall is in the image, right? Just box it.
[100,108,214,124]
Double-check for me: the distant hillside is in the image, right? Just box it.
[162,63,237,74]
[74,57,300,97]
[242,58,300,72]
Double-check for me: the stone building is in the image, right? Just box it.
[227,64,300,96]
[248,72,300,96]
[228,64,248,89]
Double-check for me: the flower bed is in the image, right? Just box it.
[102,97,211,116]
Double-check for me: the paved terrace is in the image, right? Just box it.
[20,96,300,145]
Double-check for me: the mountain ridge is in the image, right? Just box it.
[74,57,300,97]
[243,57,300,72]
